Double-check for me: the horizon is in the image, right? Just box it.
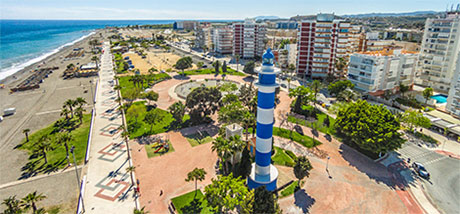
[0,0,455,20]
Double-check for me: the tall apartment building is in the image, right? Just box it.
[296,14,351,78]
[348,25,367,53]
[419,11,460,93]
[213,27,233,54]
[347,48,418,96]
[173,21,199,31]
[447,57,460,117]
[233,19,266,59]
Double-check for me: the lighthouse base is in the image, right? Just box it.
[247,163,278,191]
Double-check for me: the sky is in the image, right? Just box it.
[1,0,457,20]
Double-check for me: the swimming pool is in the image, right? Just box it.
[430,94,448,104]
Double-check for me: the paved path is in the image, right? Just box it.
[82,42,136,213]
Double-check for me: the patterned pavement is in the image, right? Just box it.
[82,42,136,213]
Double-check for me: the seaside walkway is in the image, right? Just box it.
[82,42,136,213]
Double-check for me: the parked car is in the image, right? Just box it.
[3,108,16,116]
[412,162,430,179]
[281,83,287,88]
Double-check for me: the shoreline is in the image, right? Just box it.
[0,30,100,86]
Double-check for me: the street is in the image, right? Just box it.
[398,141,460,214]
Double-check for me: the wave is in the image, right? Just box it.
[0,31,96,81]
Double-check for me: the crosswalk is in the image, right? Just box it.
[398,143,446,166]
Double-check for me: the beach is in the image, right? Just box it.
[0,28,108,212]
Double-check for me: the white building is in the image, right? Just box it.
[419,11,460,93]
[348,48,418,96]
[233,19,266,59]
[213,27,233,54]
[446,57,460,117]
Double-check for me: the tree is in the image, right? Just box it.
[218,101,246,125]
[239,84,256,108]
[55,132,72,166]
[124,88,141,106]
[399,83,409,97]
[91,56,99,68]
[335,100,405,155]
[204,173,248,213]
[168,101,186,126]
[234,146,252,179]
[185,168,207,198]
[74,106,85,124]
[34,136,53,164]
[197,61,204,68]
[212,136,232,175]
[310,80,322,104]
[133,207,149,214]
[240,189,254,214]
[214,60,221,75]
[185,87,222,124]
[175,56,193,75]
[227,135,246,170]
[254,186,281,214]
[222,61,227,74]
[23,129,30,142]
[127,104,144,124]
[327,80,354,97]
[126,166,136,191]
[21,191,46,214]
[289,86,314,114]
[334,57,348,76]
[64,99,76,118]
[293,156,313,189]
[2,195,22,214]
[241,111,256,141]
[60,107,70,120]
[235,54,241,72]
[401,109,431,131]
[143,109,164,133]
[422,87,433,104]
[222,94,239,106]
[144,91,159,105]
[243,61,256,78]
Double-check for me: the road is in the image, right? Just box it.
[398,141,460,214]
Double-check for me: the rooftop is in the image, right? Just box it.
[357,48,418,57]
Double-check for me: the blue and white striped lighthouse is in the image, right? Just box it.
[248,48,279,191]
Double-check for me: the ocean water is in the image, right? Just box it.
[0,20,177,80]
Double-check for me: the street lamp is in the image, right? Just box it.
[326,156,330,171]
[71,146,85,213]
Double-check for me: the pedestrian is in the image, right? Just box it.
[160,190,163,196]
[407,158,411,163]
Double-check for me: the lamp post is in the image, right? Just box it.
[326,156,330,171]
[71,146,85,213]
[89,80,94,107]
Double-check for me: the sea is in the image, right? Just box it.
[0,19,236,81]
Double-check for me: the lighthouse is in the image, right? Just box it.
[247,48,279,191]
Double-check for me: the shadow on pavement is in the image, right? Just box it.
[294,189,315,213]
[242,76,255,83]
[173,75,190,80]
[339,144,414,189]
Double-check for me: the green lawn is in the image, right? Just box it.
[287,112,336,135]
[280,180,303,198]
[273,127,321,148]
[126,101,189,138]
[183,68,246,76]
[18,114,92,175]
[185,131,213,147]
[118,73,171,97]
[171,190,213,214]
[272,147,296,167]
[144,141,175,158]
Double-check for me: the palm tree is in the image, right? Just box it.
[241,112,255,141]
[60,107,70,120]
[185,168,207,198]
[74,106,85,124]
[133,207,149,214]
[56,133,72,166]
[34,136,53,164]
[228,135,245,169]
[91,56,99,68]
[75,97,87,108]
[126,166,136,189]
[235,54,241,72]
[293,156,313,189]
[310,80,322,107]
[23,129,31,142]
[64,99,76,118]
[211,136,232,175]
[2,195,22,214]
[21,191,46,214]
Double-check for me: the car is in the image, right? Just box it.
[281,83,287,88]
[202,65,207,68]
[412,162,430,179]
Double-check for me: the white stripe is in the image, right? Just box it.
[256,137,272,153]
[258,86,276,93]
[256,164,270,175]
[257,107,274,124]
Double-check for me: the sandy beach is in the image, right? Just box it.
[0,28,109,212]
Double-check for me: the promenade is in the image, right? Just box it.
[82,42,136,213]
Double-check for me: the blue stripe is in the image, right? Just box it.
[255,150,271,167]
[248,175,278,191]
[256,122,273,139]
[258,73,276,85]
[258,91,275,109]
